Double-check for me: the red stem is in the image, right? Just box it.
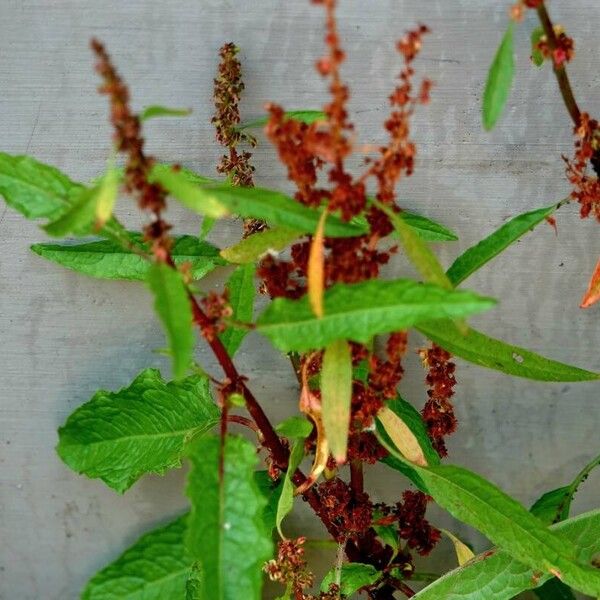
[536,3,581,126]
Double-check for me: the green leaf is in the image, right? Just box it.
[152,166,366,238]
[276,438,305,538]
[531,451,600,525]
[43,184,101,237]
[57,369,219,493]
[31,234,223,281]
[237,110,326,130]
[320,563,380,596]
[321,339,353,463]
[0,152,82,219]
[533,579,577,600]
[200,216,217,240]
[186,563,203,600]
[412,509,600,600]
[275,416,314,439]
[185,434,273,600]
[220,227,301,264]
[377,439,600,597]
[82,514,191,599]
[417,321,600,382]
[218,264,255,357]
[447,201,561,286]
[254,471,284,533]
[373,199,451,289]
[257,279,496,353]
[140,105,192,121]
[147,263,195,380]
[483,23,515,131]
[531,26,545,67]
[400,211,459,242]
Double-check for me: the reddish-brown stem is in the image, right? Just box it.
[227,414,261,434]
[536,3,581,126]
[350,459,364,497]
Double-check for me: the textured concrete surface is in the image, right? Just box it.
[1,1,599,598]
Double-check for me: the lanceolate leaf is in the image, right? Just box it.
[82,514,192,599]
[152,166,366,238]
[400,211,459,242]
[417,321,600,382]
[219,264,255,357]
[377,406,428,467]
[378,440,600,597]
[256,279,496,353]
[321,339,353,463]
[147,263,195,380]
[308,210,327,318]
[0,152,82,219]
[57,369,219,493]
[412,509,600,600]
[185,435,273,600]
[237,109,326,130]
[276,438,305,539]
[447,201,561,286]
[140,105,192,121]
[320,563,380,596]
[483,23,515,131]
[31,234,223,281]
[530,451,600,525]
[374,199,451,289]
[220,227,300,264]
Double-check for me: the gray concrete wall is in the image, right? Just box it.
[1,1,599,598]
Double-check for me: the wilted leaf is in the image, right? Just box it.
[321,339,352,463]
[580,257,600,308]
[376,405,428,467]
[308,210,327,317]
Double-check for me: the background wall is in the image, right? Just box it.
[1,1,599,598]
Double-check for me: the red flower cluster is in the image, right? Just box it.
[396,491,441,556]
[535,25,575,67]
[565,112,600,220]
[420,344,457,457]
[199,291,232,341]
[90,39,171,252]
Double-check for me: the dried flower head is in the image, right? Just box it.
[264,537,315,595]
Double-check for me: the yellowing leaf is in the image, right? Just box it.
[308,209,327,318]
[580,257,600,308]
[95,167,120,228]
[442,528,475,566]
[321,339,353,464]
[377,406,428,467]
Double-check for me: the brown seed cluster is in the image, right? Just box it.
[420,344,457,457]
[90,39,171,255]
[565,112,600,220]
[396,491,441,556]
[264,537,315,597]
